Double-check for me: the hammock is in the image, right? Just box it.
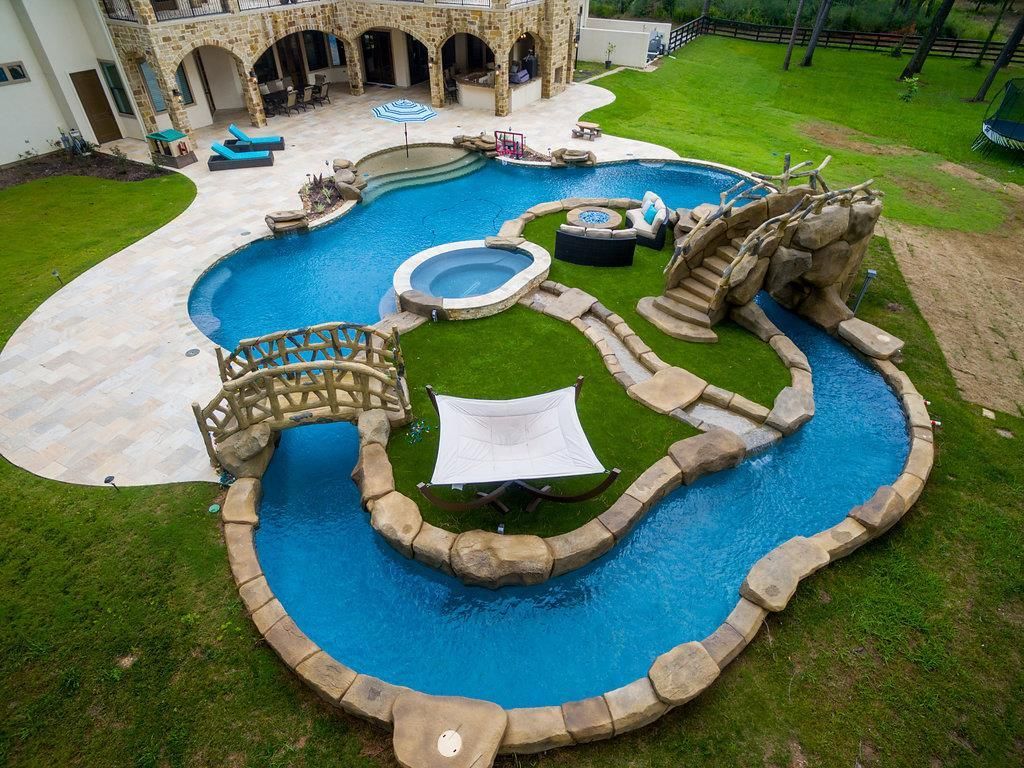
[973,78,1024,160]
[417,378,620,513]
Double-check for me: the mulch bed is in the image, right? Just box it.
[0,151,169,191]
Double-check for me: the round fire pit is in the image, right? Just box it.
[566,206,622,229]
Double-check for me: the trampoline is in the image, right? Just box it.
[972,78,1024,161]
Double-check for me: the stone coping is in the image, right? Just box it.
[221,308,933,765]
[393,239,551,321]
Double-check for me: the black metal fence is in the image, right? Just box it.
[667,16,1024,66]
[100,0,137,22]
[237,0,328,9]
[151,0,230,21]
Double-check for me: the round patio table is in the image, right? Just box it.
[566,206,622,229]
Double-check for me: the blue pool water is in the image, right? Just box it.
[188,160,748,348]
[410,247,534,299]
[254,296,908,708]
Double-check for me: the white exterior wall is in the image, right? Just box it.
[578,26,650,68]
[153,52,214,131]
[0,0,67,163]
[198,46,244,112]
[509,77,541,111]
[390,29,411,88]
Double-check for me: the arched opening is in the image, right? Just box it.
[251,30,349,116]
[508,32,543,110]
[440,33,497,112]
[357,28,430,90]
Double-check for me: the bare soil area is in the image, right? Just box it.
[881,163,1024,414]
[0,150,167,191]
[802,121,922,156]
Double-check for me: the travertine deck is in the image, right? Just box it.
[0,82,677,487]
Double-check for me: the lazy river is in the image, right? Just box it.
[190,160,909,709]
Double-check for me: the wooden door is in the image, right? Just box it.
[70,69,121,144]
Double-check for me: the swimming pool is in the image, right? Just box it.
[254,295,908,709]
[188,160,749,348]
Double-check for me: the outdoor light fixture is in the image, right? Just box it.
[104,475,120,492]
[51,268,62,286]
[852,268,878,315]
[172,88,181,99]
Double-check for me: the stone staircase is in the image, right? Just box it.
[638,225,753,344]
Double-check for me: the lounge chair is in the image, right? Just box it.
[223,123,285,151]
[208,142,274,171]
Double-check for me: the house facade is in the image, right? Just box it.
[1,0,581,165]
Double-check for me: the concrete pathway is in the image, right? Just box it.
[0,82,679,487]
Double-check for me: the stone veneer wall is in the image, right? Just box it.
[102,0,580,137]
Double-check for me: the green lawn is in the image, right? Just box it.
[2,39,1023,768]
[583,36,1023,231]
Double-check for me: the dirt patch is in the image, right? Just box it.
[0,150,167,191]
[880,165,1024,414]
[801,122,923,157]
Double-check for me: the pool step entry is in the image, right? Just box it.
[362,152,486,203]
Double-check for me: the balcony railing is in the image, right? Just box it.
[435,0,490,6]
[151,0,230,21]
[101,0,138,21]
[238,0,323,8]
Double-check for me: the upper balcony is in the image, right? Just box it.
[100,0,538,23]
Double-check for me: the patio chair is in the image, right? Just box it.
[313,81,331,106]
[207,142,274,171]
[626,191,668,249]
[298,85,314,111]
[283,90,300,116]
[224,123,285,152]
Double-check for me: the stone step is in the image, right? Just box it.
[654,295,712,327]
[691,266,722,290]
[730,236,747,250]
[703,254,732,277]
[680,277,716,302]
[637,297,718,343]
[666,286,712,312]
[716,244,738,263]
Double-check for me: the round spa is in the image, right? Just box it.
[393,238,550,320]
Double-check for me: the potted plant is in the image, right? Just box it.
[605,42,616,69]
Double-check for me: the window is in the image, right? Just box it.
[302,31,328,71]
[327,35,346,67]
[99,61,133,116]
[139,61,195,112]
[253,48,278,83]
[0,61,29,86]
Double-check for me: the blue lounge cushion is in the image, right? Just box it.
[227,123,282,145]
[212,142,270,161]
[643,204,658,225]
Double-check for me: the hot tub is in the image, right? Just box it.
[393,238,550,320]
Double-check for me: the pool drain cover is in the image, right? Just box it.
[437,730,461,757]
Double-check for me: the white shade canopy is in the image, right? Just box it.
[429,387,605,486]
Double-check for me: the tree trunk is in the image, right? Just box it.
[701,0,711,17]
[784,0,809,70]
[900,0,956,78]
[973,13,1024,101]
[800,0,833,67]
[974,0,1012,66]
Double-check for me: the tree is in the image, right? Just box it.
[972,13,1024,101]
[974,0,1012,67]
[800,0,833,67]
[900,0,956,79]
[784,0,809,70]
[701,0,712,17]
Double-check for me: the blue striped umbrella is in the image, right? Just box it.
[371,99,438,157]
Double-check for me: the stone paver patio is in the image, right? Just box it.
[0,82,680,487]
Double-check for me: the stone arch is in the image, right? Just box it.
[166,37,250,74]
[350,23,433,56]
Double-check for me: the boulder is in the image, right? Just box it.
[265,209,309,234]
[598,493,645,541]
[335,181,362,202]
[765,386,815,436]
[792,205,850,250]
[498,219,525,238]
[222,477,261,525]
[799,285,853,332]
[839,234,873,299]
[528,200,564,217]
[264,615,319,669]
[500,706,572,754]
[726,257,769,306]
[484,235,525,251]
[623,456,682,508]
[544,287,597,322]
[729,394,770,422]
[668,428,746,485]
[766,245,812,294]
[351,443,394,506]
[627,366,707,414]
[358,408,391,447]
[335,168,357,186]
[340,674,408,727]
[603,677,669,734]
[739,536,830,612]
[648,641,720,705]
[845,199,883,243]
[369,491,422,558]
[392,692,507,768]
[905,437,934,480]
[546,519,615,577]
[725,597,768,644]
[804,239,853,287]
[809,517,871,561]
[295,651,357,703]
[450,531,553,588]
[766,186,811,218]
[561,696,613,742]
[837,318,905,360]
[412,522,457,575]
[848,485,905,533]
[730,302,782,342]
[724,197,768,231]
[332,157,352,171]
[700,622,747,668]
[769,335,811,371]
[216,422,274,478]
